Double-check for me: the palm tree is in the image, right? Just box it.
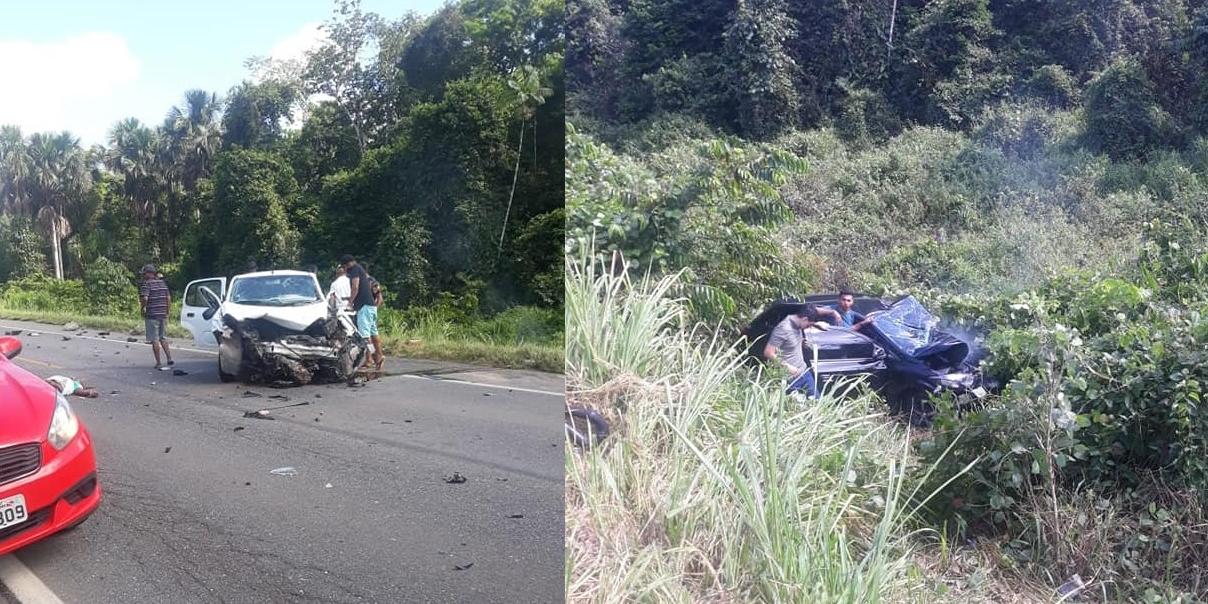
[25,132,90,279]
[164,89,222,192]
[0,125,32,215]
[107,118,165,223]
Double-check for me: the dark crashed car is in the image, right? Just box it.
[743,294,997,424]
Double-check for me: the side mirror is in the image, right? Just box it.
[0,336,22,360]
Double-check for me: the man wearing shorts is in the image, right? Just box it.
[340,254,383,371]
[139,264,174,370]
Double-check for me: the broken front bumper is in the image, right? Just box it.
[219,315,366,385]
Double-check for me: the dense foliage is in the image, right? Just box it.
[1,0,563,317]
[568,0,1208,599]
[571,0,1208,148]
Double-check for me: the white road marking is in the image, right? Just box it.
[400,374,564,397]
[0,323,217,356]
[0,555,65,604]
[1,322,563,397]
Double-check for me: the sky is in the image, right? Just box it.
[0,0,446,147]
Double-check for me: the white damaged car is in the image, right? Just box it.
[180,270,367,384]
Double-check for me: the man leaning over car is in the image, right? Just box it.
[763,304,826,400]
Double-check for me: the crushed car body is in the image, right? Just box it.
[180,271,367,385]
[744,294,997,424]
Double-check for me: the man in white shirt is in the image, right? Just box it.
[328,265,351,307]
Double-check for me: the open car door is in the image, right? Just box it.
[181,277,226,347]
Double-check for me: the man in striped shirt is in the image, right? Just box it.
[139,264,174,370]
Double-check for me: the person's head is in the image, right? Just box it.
[140,264,157,279]
[837,290,856,311]
[334,265,346,277]
[789,304,819,328]
[339,254,356,270]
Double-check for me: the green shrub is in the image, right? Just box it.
[0,215,48,281]
[84,257,140,317]
[0,275,88,313]
[1083,58,1174,160]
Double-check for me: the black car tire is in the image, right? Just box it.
[218,353,236,382]
[565,408,609,448]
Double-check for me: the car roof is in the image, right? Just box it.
[232,270,316,279]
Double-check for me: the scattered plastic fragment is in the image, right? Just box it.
[270,467,298,476]
[443,472,467,484]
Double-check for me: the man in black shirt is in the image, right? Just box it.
[340,254,383,372]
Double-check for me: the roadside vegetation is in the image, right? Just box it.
[568,0,1208,600]
[0,0,563,371]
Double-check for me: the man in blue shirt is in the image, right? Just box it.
[829,290,874,331]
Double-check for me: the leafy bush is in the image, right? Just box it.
[0,275,88,314]
[83,256,140,317]
[1083,58,1174,160]
[909,219,1208,597]
[566,123,813,325]
[0,215,48,281]
[1023,64,1078,109]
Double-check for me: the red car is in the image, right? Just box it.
[0,336,100,556]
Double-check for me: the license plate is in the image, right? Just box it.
[0,494,29,529]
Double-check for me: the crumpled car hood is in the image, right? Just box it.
[221,301,329,332]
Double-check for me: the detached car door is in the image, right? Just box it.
[181,277,226,347]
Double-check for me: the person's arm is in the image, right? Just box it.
[139,283,148,317]
[348,276,360,309]
[763,340,801,376]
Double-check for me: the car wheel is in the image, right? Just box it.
[218,354,236,383]
[565,408,609,448]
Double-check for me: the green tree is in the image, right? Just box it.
[207,149,303,274]
[724,0,801,139]
[222,80,299,149]
[373,211,432,306]
[24,131,92,279]
[0,214,47,280]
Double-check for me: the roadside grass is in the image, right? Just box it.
[0,306,191,339]
[565,255,988,602]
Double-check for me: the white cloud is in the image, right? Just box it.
[0,32,140,145]
[259,23,335,129]
[269,22,327,63]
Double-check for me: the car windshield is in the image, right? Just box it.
[870,296,937,355]
[229,275,321,306]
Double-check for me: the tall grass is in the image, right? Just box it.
[566,254,969,602]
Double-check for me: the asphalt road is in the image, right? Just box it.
[0,319,565,604]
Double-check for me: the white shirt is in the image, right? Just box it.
[328,275,351,304]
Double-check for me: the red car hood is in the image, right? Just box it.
[0,357,54,446]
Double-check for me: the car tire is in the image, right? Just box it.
[218,354,236,383]
[565,407,609,448]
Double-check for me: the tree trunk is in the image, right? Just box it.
[497,122,526,258]
[50,222,63,280]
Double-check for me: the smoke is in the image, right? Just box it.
[940,321,991,366]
